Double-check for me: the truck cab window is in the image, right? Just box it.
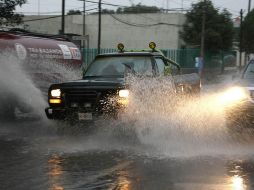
[155,58,165,76]
[243,61,254,79]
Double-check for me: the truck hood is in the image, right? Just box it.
[52,77,125,89]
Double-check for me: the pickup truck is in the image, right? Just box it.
[45,43,201,122]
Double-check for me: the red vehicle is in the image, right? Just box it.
[0,29,82,120]
[0,29,82,68]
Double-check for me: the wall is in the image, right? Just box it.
[23,13,185,49]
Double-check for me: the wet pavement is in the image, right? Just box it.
[1,120,254,190]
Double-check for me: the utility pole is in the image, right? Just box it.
[98,0,102,54]
[61,0,65,34]
[83,0,86,48]
[200,9,206,58]
[166,0,169,13]
[38,0,40,15]
[83,0,86,36]
[239,9,243,69]
[200,0,206,76]
[248,0,252,12]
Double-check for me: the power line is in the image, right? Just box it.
[23,6,187,23]
[84,0,187,11]
[23,8,186,24]
[23,8,98,22]
[17,4,97,15]
[109,13,182,27]
[170,0,183,7]
[22,0,188,24]
[85,0,126,8]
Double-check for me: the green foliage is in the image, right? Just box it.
[242,9,254,53]
[116,3,161,14]
[67,9,82,15]
[102,9,115,14]
[0,0,26,26]
[91,4,162,15]
[180,0,234,52]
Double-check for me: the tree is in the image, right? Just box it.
[0,0,26,26]
[102,9,115,14]
[180,0,234,52]
[116,3,161,14]
[242,9,254,53]
[67,9,82,15]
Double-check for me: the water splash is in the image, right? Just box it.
[110,75,240,157]
[0,52,81,122]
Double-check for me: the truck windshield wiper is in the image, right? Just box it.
[122,63,136,74]
[84,75,123,78]
[84,76,103,78]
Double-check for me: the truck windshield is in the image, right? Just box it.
[84,56,153,78]
[243,61,254,79]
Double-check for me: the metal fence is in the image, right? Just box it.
[82,48,237,69]
[161,49,200,68]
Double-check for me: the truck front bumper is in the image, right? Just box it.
[45,107,120,121]
[45,107,67,120]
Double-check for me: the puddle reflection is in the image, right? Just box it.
[231,175,246,190]
[44,153,254,190]
[48,155,64,190]
[227,162,248,190]
[115,170,131,190]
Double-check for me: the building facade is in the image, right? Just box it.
[23,13,185,49]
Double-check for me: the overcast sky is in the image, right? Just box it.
[16,0,250,18]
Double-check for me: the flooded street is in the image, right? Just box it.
[1,118,254,190]
[1,0,253,188]
[0,41,252,190]
[0,54,253,190]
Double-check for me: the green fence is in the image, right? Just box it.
[82,48,237,69]
[205,50,237,69]
[161,49,200,68]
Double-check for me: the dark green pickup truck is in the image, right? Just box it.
[45,43,200,122]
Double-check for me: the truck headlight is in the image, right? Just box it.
[118,89,129,106]
[219,87,248,105]
[51,89,61,98]
[119,89,129,98]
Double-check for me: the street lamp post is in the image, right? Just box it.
[248,0,252,12]
[200,0,206,77]
[98,0,102,54]
[61,0,65,34]
[83,0,86,49]
[239,9,243,69]
[200,8,206,59]
[38,0,40,15]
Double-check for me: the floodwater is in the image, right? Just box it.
[1,119,254,190]
[1,53,254,190]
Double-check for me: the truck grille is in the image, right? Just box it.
[65,90,100,111]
